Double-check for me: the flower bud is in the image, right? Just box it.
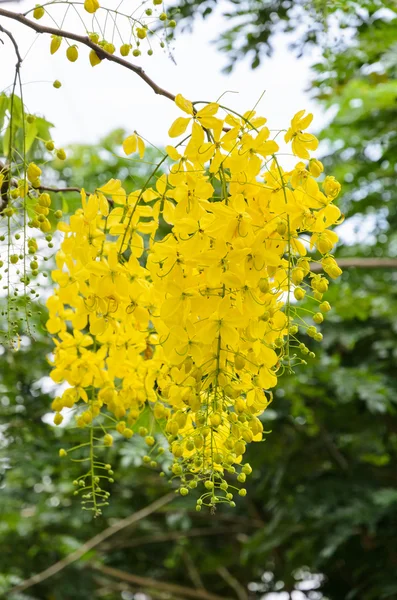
[66,45,79,62]
[308,158,323,177]
[84,0,100,13]
[33,5,45,19]
[50,35,62,54]
[89,50,102,66]
[120,44,131,56]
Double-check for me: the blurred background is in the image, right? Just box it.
[1,1,397,599]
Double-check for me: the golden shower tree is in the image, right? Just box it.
[0,0,343,514]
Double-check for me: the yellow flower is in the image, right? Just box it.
[285,110,319,159]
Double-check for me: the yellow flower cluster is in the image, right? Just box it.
[47,96,343,512]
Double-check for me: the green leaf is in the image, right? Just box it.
[0,93,8,131]
[35,116,54,142]
[24,120,38,153]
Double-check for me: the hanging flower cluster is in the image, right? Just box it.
[47,96,343,513]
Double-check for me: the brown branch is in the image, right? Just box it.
[9,492,175,596]
[89,563,234,600]
[311,258,397,272]
[0,7,176,101]
[38,185,82,194]
[100,524,250,551]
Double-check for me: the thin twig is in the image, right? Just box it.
[0,7,176,101]
[9,492,175,596]
[0,25,22,212]
[38,185,82,194]
[89,563,234,600]
[183,553,206,591]
[100,524,250,551]
[217,567,248,600]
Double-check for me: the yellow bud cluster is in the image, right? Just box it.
[40,1,177,68]
[47,98,342,509]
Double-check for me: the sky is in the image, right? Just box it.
[0,0,324,150]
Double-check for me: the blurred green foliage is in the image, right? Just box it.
[1,2,397,599]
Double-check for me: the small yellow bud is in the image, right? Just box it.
[308,158,323,177]
[320,301,331,313]
[59,448,67,457]
[88,32,100,44]
[313,312,324,324]
[103,42,115,54]
[46,140,55,151]
[116,422,126,434]
[123,428,134,439]
[210,413,221,427]
[294,287,306,301]
[56,149,66,160]
[159,12,167,21]
[33,5,45,19]
[120,44,131,56]
[66,45,78,62]
[84,0,100,13]
[136,28,147,39]
[89,50,102,67]
[27,162,42,183]
[50,35,62,54]
[103,433,113,446]
[276,221,287,236]
[54,412,63,426]
[38,193,51,207]
[291,267,304,285]
[258,278,270,293]
[323,176,341,199]
[53,80,62,89]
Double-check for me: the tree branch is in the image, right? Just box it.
[38,185,82,194]
[9,492,175,596]
[89,563,234,600]
[217,567,248,600]
[100,524,250,551]
[0,25,22,212]
[0,7,176,101]
[311,258,397,272]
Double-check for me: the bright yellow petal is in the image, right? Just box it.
[168,117,191,138]
[122,134,137,155]
[175,93,194,115]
